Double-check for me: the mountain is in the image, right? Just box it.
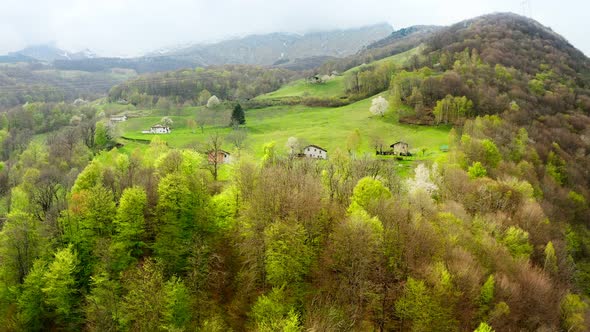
[51,24,394,73]
[317,24,440,74]
[8,44,97,62]
[152,23,394,66]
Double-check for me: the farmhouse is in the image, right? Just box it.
[208,150,232,164]
[303,145,327,159]
[110,115,127,123]
[391,141,411,156]
[142,124,171,134]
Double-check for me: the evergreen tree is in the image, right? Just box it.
[231,103,246,126]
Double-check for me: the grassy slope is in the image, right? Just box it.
[117,93,449,161]
[115,45,448,176]
[255,47,421,101]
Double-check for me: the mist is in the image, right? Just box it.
[1,0,588,56]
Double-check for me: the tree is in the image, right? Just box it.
[17,260,47,331]
[161,116,173,128]
[0,212,41,284]
[395,278,456,332]
[346,129,362,155]
[42,245,79,327]
[433,95,473,124]
[349,177,391,212]
[154,173,193,273]
[264,221,312,287]
[110,187,147,272]
[544,241,558,275]
[227,128,247,154]
[500,226,533,259]
[206,131,224,181]
[207,95,221,108]
[93,122,110,150]
[468,161,487,179]
[198,89,212,106]
[286,137,300,156]
[560,292,588,332]
[474,322,495,332]
[250,287,301,332]
[406,164,438,196]
[186,118,196,133]
[369,96,389,117]
[231,103,246,126]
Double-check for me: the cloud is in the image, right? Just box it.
[0,0,588,56]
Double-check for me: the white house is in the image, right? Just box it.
[110,115,127,123]
[142,124,171,134]
[303,145,327,159]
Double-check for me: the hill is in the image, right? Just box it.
[2,12,590,332]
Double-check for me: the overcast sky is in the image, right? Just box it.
[1,0,588,57]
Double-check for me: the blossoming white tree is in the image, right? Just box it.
[206,95,220,108]
[369,96,389,117]
[406,163,439,196]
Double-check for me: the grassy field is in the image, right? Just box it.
[116,93,450,167]
[115,46,448,176]
[255,47,421,101]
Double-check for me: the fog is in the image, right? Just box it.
[1,0,588,56]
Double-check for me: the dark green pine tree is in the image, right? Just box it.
[231,103,246,126]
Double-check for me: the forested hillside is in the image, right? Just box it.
[0,12,590,332]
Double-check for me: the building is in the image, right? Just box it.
[110,115,127,123]
[303,145,327,159]
[208,150,232,164]
[143,124,170,134]
[390,141,410,156]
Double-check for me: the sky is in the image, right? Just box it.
[0,0,588,57]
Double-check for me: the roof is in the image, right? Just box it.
[390,141,409,147]
[208,149,231,155]
[304,144,327,152]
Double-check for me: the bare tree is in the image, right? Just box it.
[226,128,247,155]
[207,131,224,181]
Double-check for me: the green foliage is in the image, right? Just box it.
[346,128,362,154]
[478,275,495,320]
[480,139,501,169]
[208,187,238,230]
[94,122,111,150]
[546,150,567,185]
[349,176,391,212]
[544,241,558,275]
[231,103,246,125]
[120,259,166,331]
[560,293,588,332]
[250,287,301,332]
[17,260,47,331]
[474,322,495,332]
[84,272,121,332]
[0,212,41,285]
[433,95,473,124]
[500,226,533,259]
[468,161,487,179]
[154,172,194,273]
[42,245,79,326]
[395,278,456,332]
[162,276,191,331]
[264,221,312,287]
[110,187,147,272]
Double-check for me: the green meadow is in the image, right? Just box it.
[115,94,450,163]
[114,45,449,175]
